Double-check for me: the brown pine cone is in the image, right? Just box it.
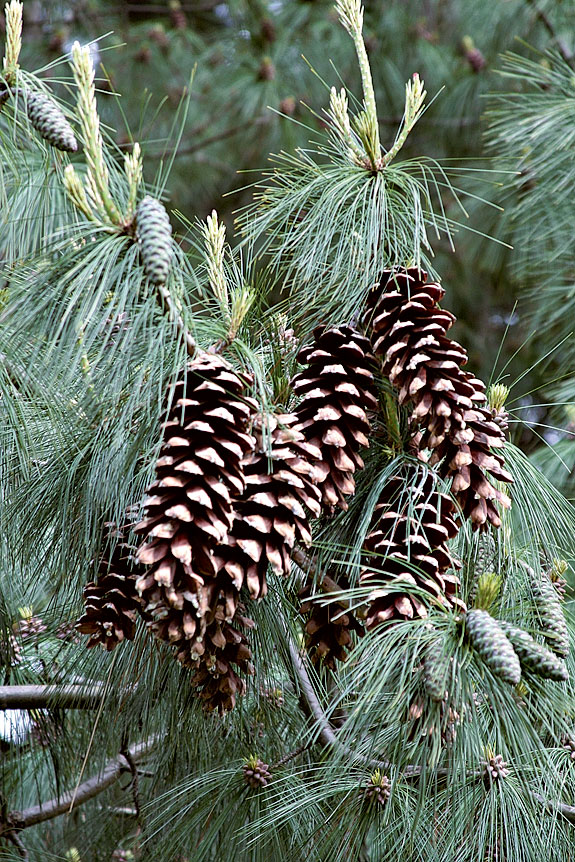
[216,413,322,601]
[365,269,512,530]
[135,353,257,651]
[291,324,377,512]
[299,575,363,667]
[76,525,142,651]
[360,472,465,628]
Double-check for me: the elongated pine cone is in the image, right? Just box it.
[188,606,255,714]
[136,195,173,285]
[25,90,78,152]
[291,324,377,512]
[499,622,568,681]
[360,472,465,628]
[365,269,512,530]
[76,524,142,650]
[135,354,256,657]
[299,573,363,667]
[529,567,569,658]
[423,638,452,702]
[465,609,521,685]
[215,413,322,602]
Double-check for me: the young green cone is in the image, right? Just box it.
[499,622,568,682]
[25,90,78,152]
[465,609,521,685]
[530,569,569,658]
[135,195,173,285]
[423,638,451,702]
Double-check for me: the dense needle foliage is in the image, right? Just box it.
[1,1,575,860]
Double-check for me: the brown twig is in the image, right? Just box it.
[291,547,353,609]
[156,281,196,357]
[527,0,574,67]
[3,830,28,859]
[271,742,309,769]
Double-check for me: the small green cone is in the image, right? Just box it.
[465,609,521,685]
[25,90,78,152]
[499,622,568,682]
[423,639,451,702]
[530,569,569,658]
[135,195,173,285]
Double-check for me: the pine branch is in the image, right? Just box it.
[0,684,114,709]
[3,737,156,832]
[291,547,352,608]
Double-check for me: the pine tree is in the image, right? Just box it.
[1,2,575,861]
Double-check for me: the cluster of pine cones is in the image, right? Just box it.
[76,268,516,711]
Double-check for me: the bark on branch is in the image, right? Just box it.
[3,737,156,833]
[0,684,112,710]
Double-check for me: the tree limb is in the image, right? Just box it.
[4,737,156,832]
[0,684,112,710]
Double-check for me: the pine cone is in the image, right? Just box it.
[530,568,569,658]
[299,576,363,668]
[291,324,377,512]
[188,607,255,714]
[76,525,142,651]
[423,638,451,702]
[363,770,391,807]
[135,195,173,285]
[243,756,271,788]
[0,632,21,667]
[365,269,512,530]
[483,753,509,784]
[499,622,568,682]
[360,473,465,628]
[15,614,47,641]
[217,413,322,601]
[25,90,78,152]
[136,354,256,653]
[465,609,521,685]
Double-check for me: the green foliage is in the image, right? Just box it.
[1,2,575,861]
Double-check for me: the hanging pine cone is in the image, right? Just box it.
[135,354,256,656]
[365,269,512,530]
[465,609,521,685]
[25,90,78,152]
[243,756,271,788]
[216,413,322,602]
[529,568,569,658]
[499,622,568,681]
[135,195,173,285]
[360,472,465,628]
[423,638,451,702]
[76,524,143,650]
[363,769,391,807]
[187,605,255,714]
[299,573,363,668]
[291,324,377,513]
